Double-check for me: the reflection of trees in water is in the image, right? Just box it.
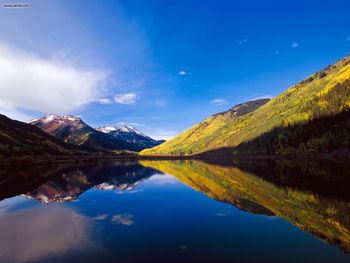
[141,159,350,253]
[0,164,71,201]
[233,159,350,199]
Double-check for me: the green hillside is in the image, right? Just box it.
[141,54,350,156]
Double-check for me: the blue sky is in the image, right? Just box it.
[0,0,350,139]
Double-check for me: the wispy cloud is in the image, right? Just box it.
[250,95,273,101]
[291,41,299,48]
[93,214,109,221]
[210,99,229,106]
[238,39,248,45]
[178,70,188,75]
[0,42,108,120]
[97,98,113,104]
[114,93,137,105]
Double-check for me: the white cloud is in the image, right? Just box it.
[178,70,187,75]
[210,99,229,106]
[97,98,113,104]
[0,43,108,120]
[250,95,273,101]
[238,39,248,45]
[291,41,299,48]
[114,93,137,105]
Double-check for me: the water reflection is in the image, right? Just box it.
[0,205,96,263]
[141,159,350,253]
[0,159,349,262]
[24,162,159,203]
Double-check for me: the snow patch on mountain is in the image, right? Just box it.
[28,114,82,124]
[97,125,148,138]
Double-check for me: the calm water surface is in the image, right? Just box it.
[0,159,349,263]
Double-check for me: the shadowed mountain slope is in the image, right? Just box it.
[0,114,79,158]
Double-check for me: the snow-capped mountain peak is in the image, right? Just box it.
[28,114,82,124]
[95,124,164,149]
[97,125,146,137]
[61,115,81,122]
[96,126,118,133]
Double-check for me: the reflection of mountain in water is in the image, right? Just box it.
[0,164,76,201]
[0,162,158,204]
[2,159,350,253]
[94,165,153,191]
[26,162,159,203]
[141,159,350,253]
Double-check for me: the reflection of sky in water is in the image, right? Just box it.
[143,173,180,186]
[0,201,97,263]
[0,165,349,263]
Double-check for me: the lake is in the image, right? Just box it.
[0,159,349,263]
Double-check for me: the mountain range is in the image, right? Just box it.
[29,114,163,153]
[1,53,350,160]
[96,125,164,150]
[0,113,164,160]
[141,54,350,157]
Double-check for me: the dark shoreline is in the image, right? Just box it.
[1,148,349,166]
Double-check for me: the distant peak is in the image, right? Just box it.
[97,126,117,132]
[96,125,146,136]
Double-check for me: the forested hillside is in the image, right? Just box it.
[141,54,350,156]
